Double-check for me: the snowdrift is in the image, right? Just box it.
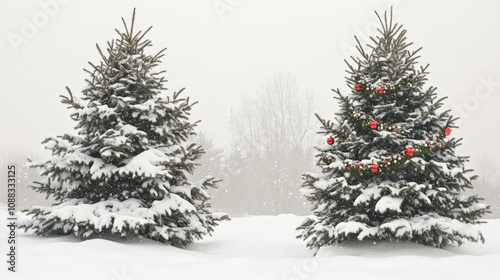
[0,207,498,280]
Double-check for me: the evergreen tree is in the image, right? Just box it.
[297,9,488,250]
[19,9,228,247]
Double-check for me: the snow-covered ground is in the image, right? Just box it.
[0,205,498,280]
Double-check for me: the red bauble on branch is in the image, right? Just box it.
[369,120,378,130]
[405,146,415,157]
[355,84,363,92]
[327,136,334,145]
[370,164,379,173]
[444,127,452,137]
[377,87,385,95]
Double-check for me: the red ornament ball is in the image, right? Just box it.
[377,87,385,95]
[405,147,415,157]
[355,84,363,92]
[369,120,378,130]
[327,136,334,145]
[370,164,380,174]
[444,127,452,137]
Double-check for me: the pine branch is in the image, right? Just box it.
[153,47,168,62]
[95,44,108,63]
[173,87,186,100]
[354,36,369,60]
[120,9,135,40]
[60,86,83,109]
[315,113,335,135]
[375,10,386,35]
[135,26,153,44]
[130,8,136,38]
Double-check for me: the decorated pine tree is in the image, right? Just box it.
[19,9,228,247]
[297,9,489,250]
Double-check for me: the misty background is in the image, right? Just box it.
[1,0,499,216]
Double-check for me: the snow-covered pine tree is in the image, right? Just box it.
[297,9,489,250]
[19,9,228,247]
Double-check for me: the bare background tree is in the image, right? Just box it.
[209,72,317,215]
[470,154,500,218]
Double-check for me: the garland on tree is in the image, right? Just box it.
[353,75,415,96]
[348,104,452,136]
[321,138,439,177]
[321,118,450,177]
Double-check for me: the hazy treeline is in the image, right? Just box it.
[2,73,499,217]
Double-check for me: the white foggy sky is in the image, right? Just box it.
[1,0,500,169]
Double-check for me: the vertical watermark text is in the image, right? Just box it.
[6,165,17,273]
